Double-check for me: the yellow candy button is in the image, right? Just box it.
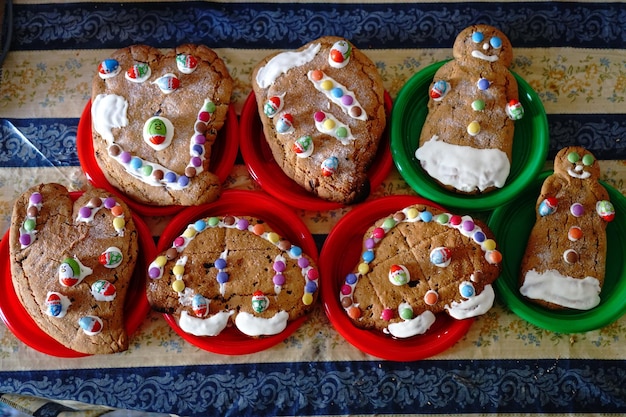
[302,293,314,306]
[358,263,370,275]
[172,280,185,293]
[172,264,185,276]
[483,239,496,251]
[467,121,480,136]
[267,232,280,243]
[406,208,418,219]
[154,256,167,267]
[112,217,125,230]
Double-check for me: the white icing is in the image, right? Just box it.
[520,269,601,310]
[568,165,591,179]
[178,310,234,336]
[235,310,289,336]
[415,136,510,192]
[445,284,495,320]
[91,94,128,143]
[471,50,499,62]
[255,43,321,88]
[314,111,354,145]
[384,310,436,338]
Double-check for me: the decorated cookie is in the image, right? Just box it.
[340,204,502,338]
[91,44,233,206]
[252,36,387,204]
[519,147,614,310]
[9,183,139,354]
[146,215,319,337]
[416,25,523,194]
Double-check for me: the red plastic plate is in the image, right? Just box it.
[320,195,475,361]
[0,192,156,357]
[155,189,318,355]
[77,100,239,217]
[240,91,393,211]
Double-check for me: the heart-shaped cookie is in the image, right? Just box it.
[252,36,386,204]
[340,204,502,338]
[91,44,233,206]
[146,214,319,338]
[9,183,139,354]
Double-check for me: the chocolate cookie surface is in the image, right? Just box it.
[519,147,615,310]
[9,184,139,354]
[340,204,502,338]
[252,36,386,204]
[416,25,523,194]
[91,44,233,206]
[146,214,319,337]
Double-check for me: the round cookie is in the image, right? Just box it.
[252,36,387,204]
[340,204,502,338]
[9,183,139,354]
[91,44,233,207]
[146,215,319,337]
[415,25,523,194]
[519,147,615,310]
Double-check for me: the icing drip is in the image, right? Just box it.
[520,269,601,310]
[91,94,129,143]
[255,43,321,88]
[235,311,290,337]
[384,310,436,338]
[415,135,511,192]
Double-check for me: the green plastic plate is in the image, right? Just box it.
[391,60,549,211]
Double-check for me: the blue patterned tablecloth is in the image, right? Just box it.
[1,1,626,416]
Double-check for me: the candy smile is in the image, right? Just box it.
[567,166,591,179]
[471,50,498,62]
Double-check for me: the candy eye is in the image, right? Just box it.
[459,281,476,299]
[567,152,580,163]
[472,31,484,43]
[490,36,502,49]
[582,154,595,166]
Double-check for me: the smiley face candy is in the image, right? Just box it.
[91,44,233,207]
[339,204,502,338]
[252,36,387,204]
[9,183,139,354]
[416,25,523,194]
[519,147,615,310]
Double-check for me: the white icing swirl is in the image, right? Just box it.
[255,43,321,88]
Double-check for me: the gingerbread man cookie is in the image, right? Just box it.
[519,147,615,310]
[416,24,523,194]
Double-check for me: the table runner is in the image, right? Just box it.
[1,1,626,416]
